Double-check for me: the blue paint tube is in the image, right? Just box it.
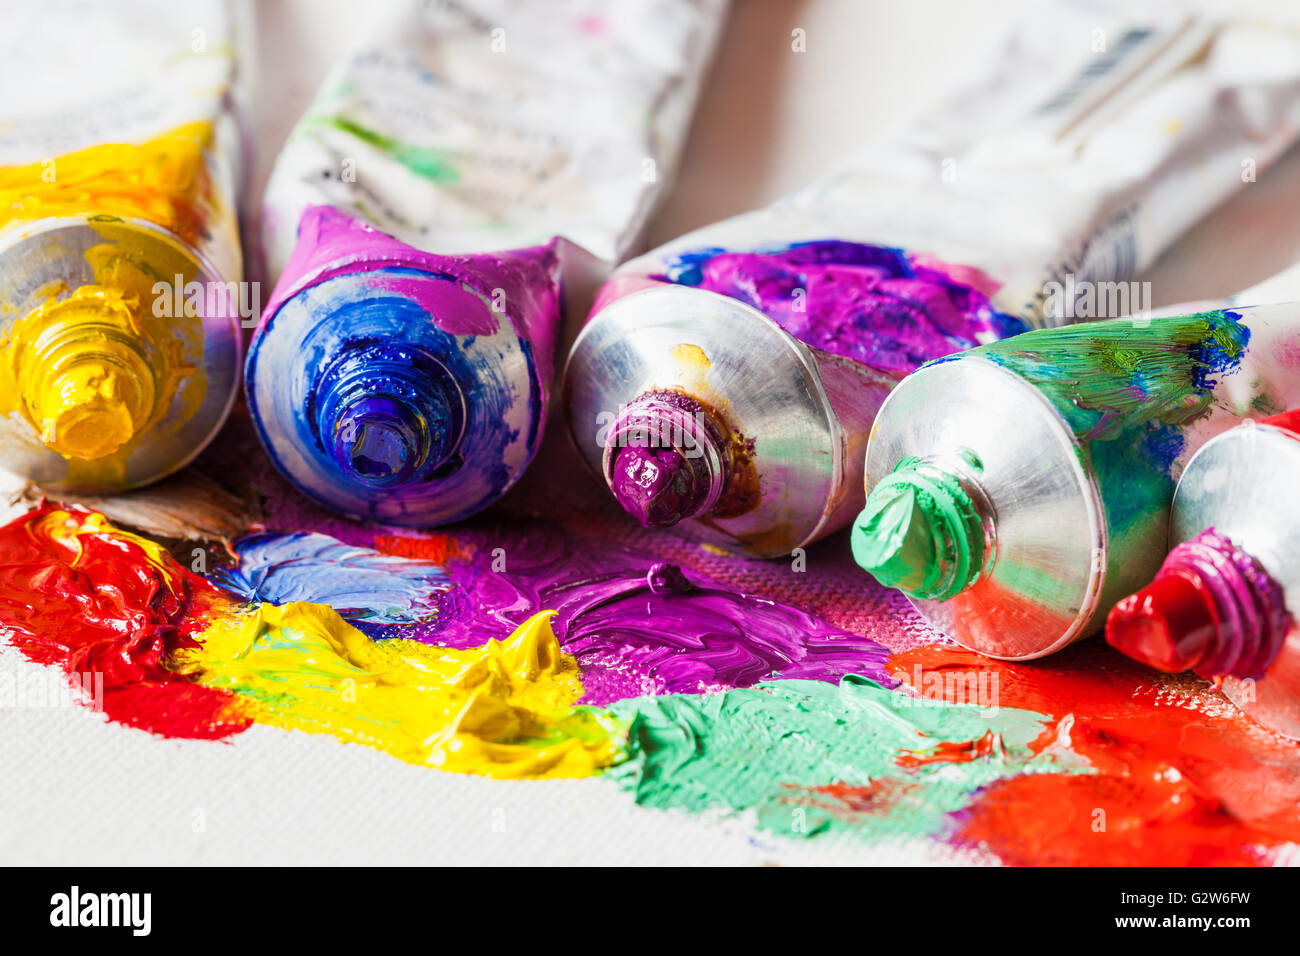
[249,0,726,526]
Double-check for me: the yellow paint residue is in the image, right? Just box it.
[175,605,623,779]
[0,123,224,470]
[3,287,154,458]
[669,342,711,372]
[0,237,202,464]
[0,122,218,245]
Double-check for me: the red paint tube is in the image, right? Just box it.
[1107,409,1300,738]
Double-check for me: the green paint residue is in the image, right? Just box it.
[945,310,1250,613]
[972,310,1250,441]
[319,116,460,185]
[851,456,983,600]
[608,675,1068,841]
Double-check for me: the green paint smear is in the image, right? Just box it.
[970,310,1251,441]
[318,116,460,185]
[607,675,1074,842]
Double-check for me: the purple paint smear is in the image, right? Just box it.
[656,240,1029,374]
[223,521,895,705]
[201,409,939,707]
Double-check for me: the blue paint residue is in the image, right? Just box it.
[661,246,728,285]
[246,266,538,525]
[214,531,449,625]
[1191,310,1251,391]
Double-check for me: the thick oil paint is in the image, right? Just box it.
[223,524,896,703]
[175,606,621,778]
[3,498,1300,863]
[214,531,451,626]
[0,507,247,739]
[889,643,1300,866]
[608,673,1057,842]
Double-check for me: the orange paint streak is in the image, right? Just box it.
[888,642,1300,865]
[781,778,919,821]
[373,532,469,566]
[896,729,1004,768]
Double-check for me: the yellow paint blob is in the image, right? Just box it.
[4,287,157,459]
[0,124,225,467]
[175,605,623,779]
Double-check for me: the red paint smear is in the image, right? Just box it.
[888,641,1300,866]
[373,531,469,566]
[0,505,250,740]
[782,778,919,822]
[896,730,1003,769]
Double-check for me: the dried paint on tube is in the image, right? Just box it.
[250,0,727,526]
[566,0,1300,558]
[853,305,1300,661]
[0,0,250,492]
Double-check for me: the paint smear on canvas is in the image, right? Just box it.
[2,498,1299,863]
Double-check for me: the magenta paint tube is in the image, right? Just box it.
[1108,409,1300,740]
[249,0,726,526]
[564,0,1300,558]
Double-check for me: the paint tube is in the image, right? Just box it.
[0,0,251,493]
[250,0,725,526]
[564,0,1300,559]
[1106,410,1300,739]
[850,305,1300,660]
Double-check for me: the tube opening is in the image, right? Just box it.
[312,342,466,487]
[851,455,992,601]
[14,288,158,460]
[1106,529,1290,681]
[601,391,730,527]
